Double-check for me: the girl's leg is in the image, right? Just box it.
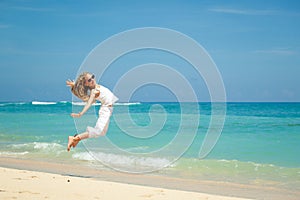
[67,132,89,151]
[67,107,113,151]
[99,119,110,136]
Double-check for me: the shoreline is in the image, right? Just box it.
[0,157,299,200]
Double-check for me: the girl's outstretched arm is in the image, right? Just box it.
[71,90,96,118]
[66,80,75,88]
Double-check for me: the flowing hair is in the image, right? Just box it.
[70,72,91,102]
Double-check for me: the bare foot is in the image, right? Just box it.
[73,135,81,148]
[67,136,81,151]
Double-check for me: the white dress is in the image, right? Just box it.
[86,85,118,138]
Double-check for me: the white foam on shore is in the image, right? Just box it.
[0,151,29,156]
[124,146,150,153]
[33,142,63,150]
[72,151,170,169]
[10,142,64,152]
[72,152,95,161]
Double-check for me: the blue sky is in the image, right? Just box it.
[0,0,299,102]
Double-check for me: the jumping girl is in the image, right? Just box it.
[66,72,118,151]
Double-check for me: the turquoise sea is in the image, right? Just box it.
[0,101,299,190]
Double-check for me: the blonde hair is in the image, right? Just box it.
[70,72,91,102]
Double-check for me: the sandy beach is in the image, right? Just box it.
[0,166,252,200]
[0,158,299,200]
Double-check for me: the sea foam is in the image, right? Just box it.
[72,151,171,169]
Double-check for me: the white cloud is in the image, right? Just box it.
[254,49,297,56]
[281,89,295,99]
[209,8,279,16]
[0,24,11,29]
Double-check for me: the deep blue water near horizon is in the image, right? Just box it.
[0,101,299,189]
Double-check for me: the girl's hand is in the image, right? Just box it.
[71,113,82,118]
[66,79,75,88]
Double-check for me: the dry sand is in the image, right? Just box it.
[0,167,253,200]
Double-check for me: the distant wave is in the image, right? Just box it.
[72,102,142,106]
[71,102,101,106]
[0,102,27,106]
[114,102,141,106]
[71,102,87,106]
[31,101,57,105]
[0,101,142,106]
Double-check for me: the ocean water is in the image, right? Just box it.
[0,101,299,190]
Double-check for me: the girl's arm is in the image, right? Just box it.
[71,90,96,118]
[66,80,75,88]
